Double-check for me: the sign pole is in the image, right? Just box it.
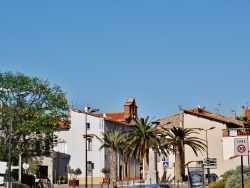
[241,156,244,188]
[234,138,248,188]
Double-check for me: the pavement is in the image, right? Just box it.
[53,183,189,188]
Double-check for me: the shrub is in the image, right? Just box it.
[208,179,226,188]
[245,180,250,188]
[101,167,110,178]
[225,174,242,188]
[67,165,82,179]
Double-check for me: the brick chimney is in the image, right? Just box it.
[242,106,250,120]
[231,110,236,119]
[124,98,138,123]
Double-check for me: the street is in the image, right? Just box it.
[53,183,189,188]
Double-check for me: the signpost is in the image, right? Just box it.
[162,161,169,169]
[187,167,204,188]
[204,158,217,169]
[234,138,249,188]
[234,138,248,156]
[0,162,7,185]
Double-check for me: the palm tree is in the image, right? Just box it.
[125,116,163,180]
[162,127,206,181]
[99,129,127,184]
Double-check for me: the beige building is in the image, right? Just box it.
[156,105,250,182]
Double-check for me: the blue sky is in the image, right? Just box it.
[1,1,250,120]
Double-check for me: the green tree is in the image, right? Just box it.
[0,71,69,164]
[163,127,206,181]
[125,116,163,179]
[99,129,126,184]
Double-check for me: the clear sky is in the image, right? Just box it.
[0,1,250,120]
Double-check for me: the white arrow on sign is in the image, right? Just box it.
[163,161,169,168]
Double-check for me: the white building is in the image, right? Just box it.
[53,98,141,185]
[156,105,249,182]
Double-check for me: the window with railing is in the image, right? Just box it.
[87,138,92,150]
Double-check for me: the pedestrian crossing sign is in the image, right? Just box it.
[163,161,169,168]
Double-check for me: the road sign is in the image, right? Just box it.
[0,161,7,174]
[234,138,249,156]
[22,163,29,170]
[204,158,217,169]
[163,161,169,168]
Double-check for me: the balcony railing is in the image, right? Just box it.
[222,128,250,137]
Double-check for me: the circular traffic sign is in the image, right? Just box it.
[237,144,246,153]
[22,163,29,170]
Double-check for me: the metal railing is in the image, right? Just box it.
[222,128,250,137]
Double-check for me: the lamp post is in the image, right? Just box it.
[198,127,215,185]
[16,91,30,183]
[0,88,29,188]
[85,107,99,188]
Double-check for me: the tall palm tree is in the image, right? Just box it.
[99,129,127,184]
[162,127,206,181]
[125,116,163,179]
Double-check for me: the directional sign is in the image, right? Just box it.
[204,158,217,169]
[163,161,169,168]
[0,162,7,174]
[234,138,249,156]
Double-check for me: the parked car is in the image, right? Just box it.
[205,173,219,184]
[157,183,172,188]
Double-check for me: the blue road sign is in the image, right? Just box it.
[163,161,169,168]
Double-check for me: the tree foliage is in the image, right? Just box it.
[125,116,162,164]
[162,127,206,181]
[67,166,82,179]
[0,71,69,163]
[99,129,127,184]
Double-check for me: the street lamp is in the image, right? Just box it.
[198,127,215,185]
[17,91,30,183]
[85,107,99,188]
[0,88,29,188]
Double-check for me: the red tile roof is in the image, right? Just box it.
[95,112,125,121]
[58,121,70,129]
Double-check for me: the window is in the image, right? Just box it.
[36,165,48,179]
[87,138,92,150]
[125,162,128,176]
[86,123,90,129]
[87,161,93,175]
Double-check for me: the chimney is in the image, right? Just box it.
[242,106,246,116]
[124,98,138,122]
[231,110,236,119]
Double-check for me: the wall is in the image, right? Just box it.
[54,109,140,185]
[54,110,105,185]
[157,112,248,182]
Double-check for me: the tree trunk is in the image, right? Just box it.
[175,148,181,182]
[143,157,149,180]
[110,150,117,184]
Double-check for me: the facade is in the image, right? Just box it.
[156,105,249,182]
[53,98,141,185]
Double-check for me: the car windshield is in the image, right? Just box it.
[127,185,159,188]
[158,184,170,188]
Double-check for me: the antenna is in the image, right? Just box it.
[215,102,221,114]
[178,105,182,111]
[150,116,155,123]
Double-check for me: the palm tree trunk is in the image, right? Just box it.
[175,147,182,182]
[110,151,117,184]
